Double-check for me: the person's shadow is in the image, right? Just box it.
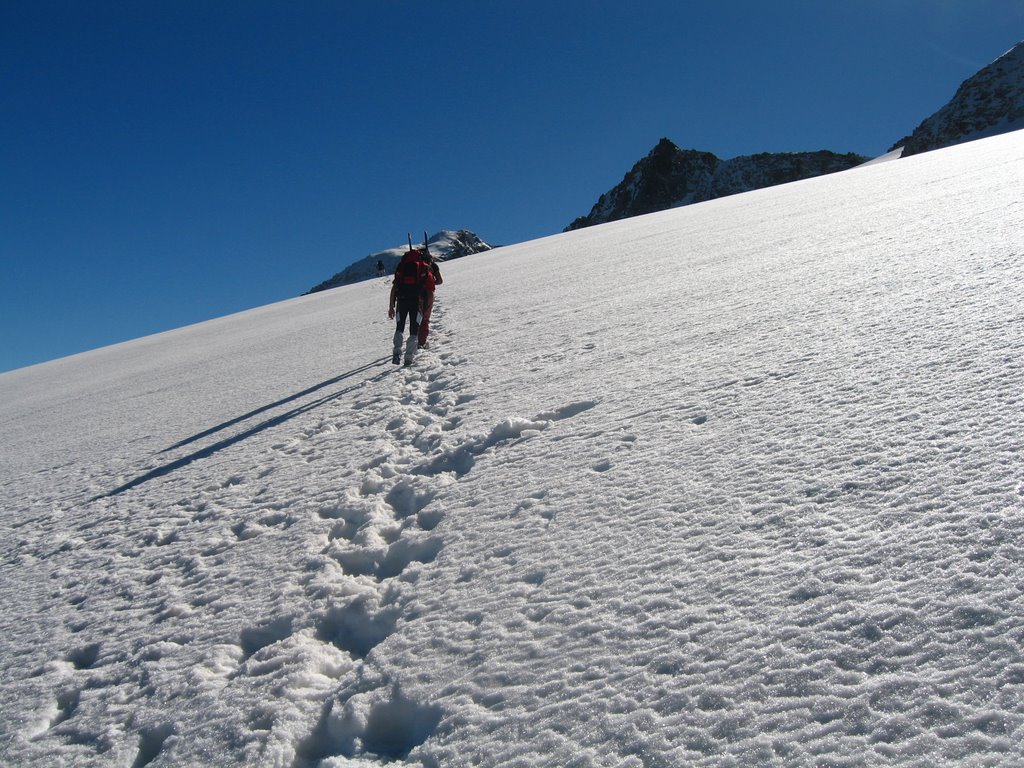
[93,358,391,501]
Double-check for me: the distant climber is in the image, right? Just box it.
[388,248,434,366]
[418,250,443,349]
[376,259,385,277]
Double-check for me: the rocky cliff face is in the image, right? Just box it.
[306,230,493,294]
[566,139,867,231]
[565,140,717,231]
[891,41,1024,157]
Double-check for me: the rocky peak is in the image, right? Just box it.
[441,229,493,261]
[891,41,1024,156]
[566,140,866,231]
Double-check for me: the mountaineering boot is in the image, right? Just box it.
[392,330,403,365]
[403,335,418,367]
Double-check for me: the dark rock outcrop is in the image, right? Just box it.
[566,139,867,231]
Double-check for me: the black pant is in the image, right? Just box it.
[395,293,420,335]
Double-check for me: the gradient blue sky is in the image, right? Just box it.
[2,1,1021,372]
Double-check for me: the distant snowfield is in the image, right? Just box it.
[2,131,1023,767]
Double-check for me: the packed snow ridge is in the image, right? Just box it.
[2,130,1024,767]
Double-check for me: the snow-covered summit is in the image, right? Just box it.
[891,41,1024,156]
[306,230,493,294]
[2,131,1024,766]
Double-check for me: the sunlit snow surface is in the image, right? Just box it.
[2,131,1023,767]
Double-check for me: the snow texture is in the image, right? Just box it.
[2,130,1024,767]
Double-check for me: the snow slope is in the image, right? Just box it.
[2,130,1024,767]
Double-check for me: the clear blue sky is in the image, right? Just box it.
[2,1,1021,372]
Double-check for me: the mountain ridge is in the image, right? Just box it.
[567,41,1024,232]
[308,43,1024,285]
[305,229,493,294]
[890,40,1024,156]
[565,141,867,231]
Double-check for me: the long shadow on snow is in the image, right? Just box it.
[159,358,390,453]
[92,358,392,501]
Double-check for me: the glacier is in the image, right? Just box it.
[1,130,1023,766]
